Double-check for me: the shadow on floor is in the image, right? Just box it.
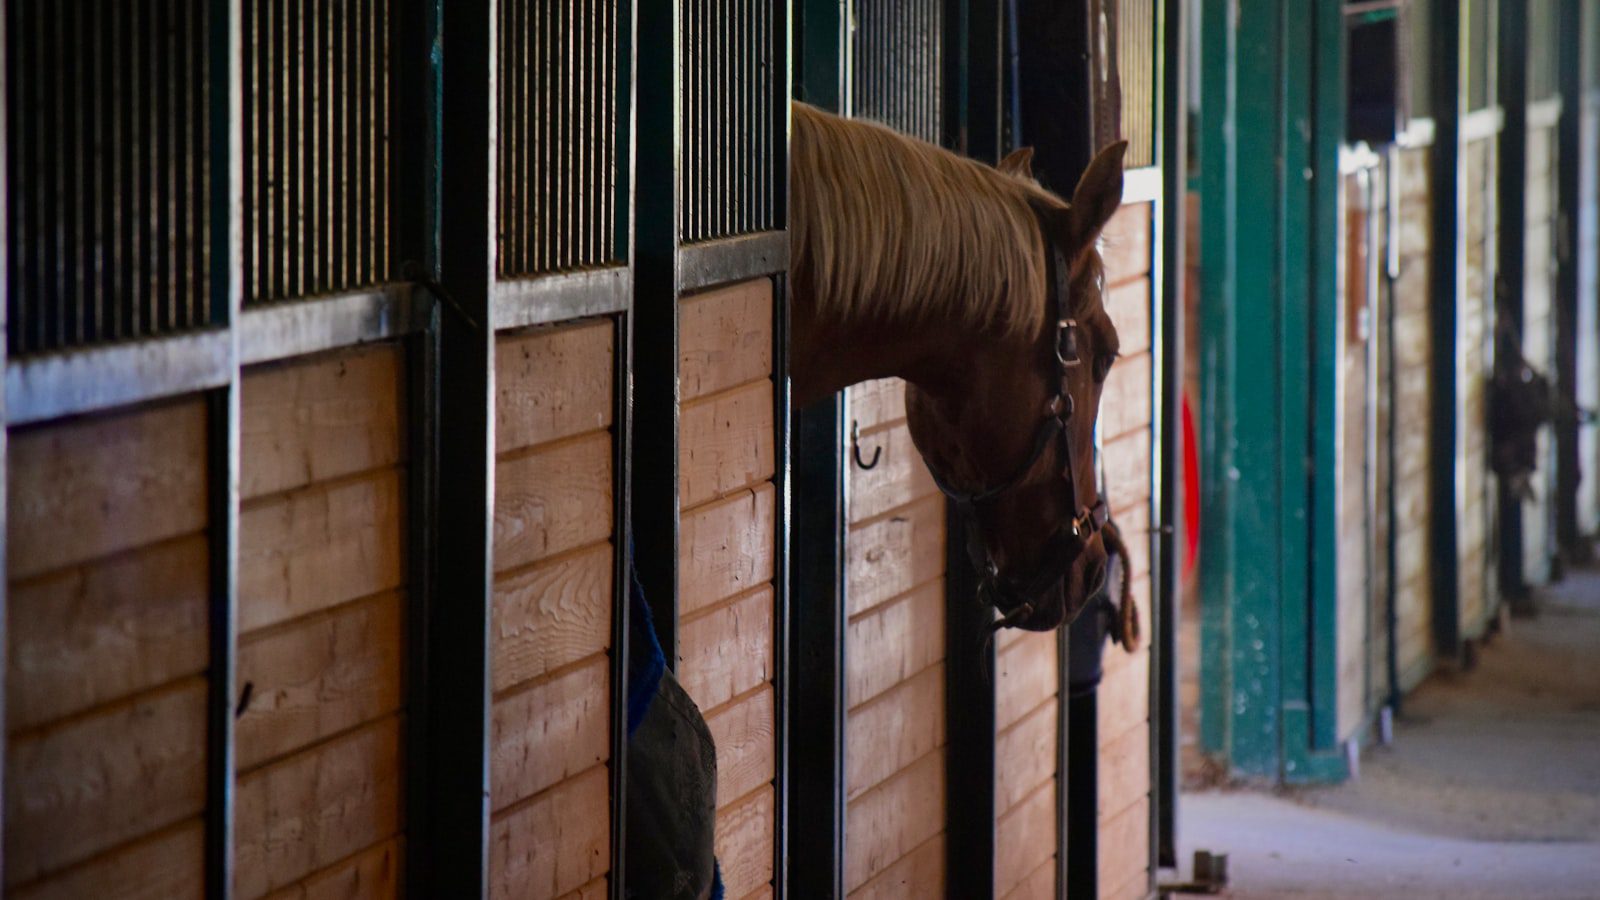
[1175,565,1600,899]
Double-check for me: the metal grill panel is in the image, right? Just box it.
[1528,0,1559,102]
[498,0,623,277]
[5,0,211,356]
[1407,0,1432,118]
[850,0,944,144]
[1467,0,1495,112]
[244,0,391,305]
[681,0,781,244]
[1117,0,1154,169]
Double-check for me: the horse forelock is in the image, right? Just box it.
[793,101,1097,340]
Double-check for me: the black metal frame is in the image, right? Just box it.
[6,0,650,897]
[1554,0,1585,558]
[944,3,1005,898]
[788,0,849,892]
[1428,0,1464,658]
[1495,0,1529,600]
[1154,0,1186,872]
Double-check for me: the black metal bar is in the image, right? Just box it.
[944,513,998,900]
[788,4,847,892]
[0,0,9,873]
[772,266,794,900]
[1496,0,1529,602]
[1066,690,1099,897]
[426,0,494,894]
[788,392,846,900]
[610,308,634,900]
[1155,0,1187,869]
[1428,0,1462,658]
[1555,0,1585,558]
[205,0,241,894]
[404,306,441,898]
[632,0,681,665]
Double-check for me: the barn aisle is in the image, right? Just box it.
[1177,566,1600,899]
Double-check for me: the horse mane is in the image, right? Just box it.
[791,101,1082,339]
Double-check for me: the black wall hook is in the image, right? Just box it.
[851,420,883,470]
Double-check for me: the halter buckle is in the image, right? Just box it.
[1055,318,1082,368]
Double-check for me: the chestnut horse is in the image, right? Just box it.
[789,101,1133,635]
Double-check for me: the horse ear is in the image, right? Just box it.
[1066,140,1128,248]
[998,146,1035,178]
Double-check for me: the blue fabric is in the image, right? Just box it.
[626,537,667,738]
[711,862,724,900]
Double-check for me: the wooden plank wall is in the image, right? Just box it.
[1392,147,1434,689]
[1337,171,1374,742]
[1460,137,1496,636]
[1096,201,1154,900]
[5,399,211,898]
[992,625,1056,898]
[676,280,778,900]
[490,319,617,900]
[1581,91,1600,537]
[1520,120,1559,586]
[842,375,948,899]
[235,344,407,899]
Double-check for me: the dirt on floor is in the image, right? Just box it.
[1175,564,1600,899]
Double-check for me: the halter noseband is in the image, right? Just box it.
[927,233,1110,627]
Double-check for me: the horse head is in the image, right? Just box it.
[904,140,1127,632]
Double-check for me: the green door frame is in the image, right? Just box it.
[1197,0,1349,783]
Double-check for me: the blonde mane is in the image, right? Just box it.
[791,101,1070,339]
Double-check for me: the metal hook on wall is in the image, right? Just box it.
[851,420,883,470]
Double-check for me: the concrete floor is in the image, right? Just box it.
[1175,565,1600,899]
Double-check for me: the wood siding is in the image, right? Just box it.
[1097,201,1154,900]
[6,398,211,896]
[1392,147,1435,689]
[844,373,949,897]
[677,280,778,900]
[491,319,617,899]
[1520,122,1559,587]
[236,344,407,900]
[1460,137,1496,637]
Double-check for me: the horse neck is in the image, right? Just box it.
[789,280,1004,408]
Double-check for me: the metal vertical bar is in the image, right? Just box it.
[1429,0,1463,660]
[1496,0,1528,601]
[774,12,794,896]
[205,0,242,894]
[789,0,847,885]
[946,3,1001,896]
[428,0,495,894]
[0,0,10,875]
[632,0,681,666]
[1554,0,1584,558]
[608,3,637,896]
[1153,0,1185,868]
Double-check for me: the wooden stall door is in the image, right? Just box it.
[235,345,408,899]
[1096,200,1155,900]
[1336,168,1375,743]
[1519,114,1560,586]
[842,376,950,899]
[489,320,618,900]
[6,400,212,899]
[1391,145,1435,690]
[677,279,780,900]
[1460,136,1497,638]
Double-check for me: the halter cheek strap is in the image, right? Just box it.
[928,237,1111,624]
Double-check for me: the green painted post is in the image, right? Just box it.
[1196,0,1350,782]
[1290,0,1351,780]
[1197,0,1239,765]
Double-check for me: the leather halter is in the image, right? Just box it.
[927,230,1110,628]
